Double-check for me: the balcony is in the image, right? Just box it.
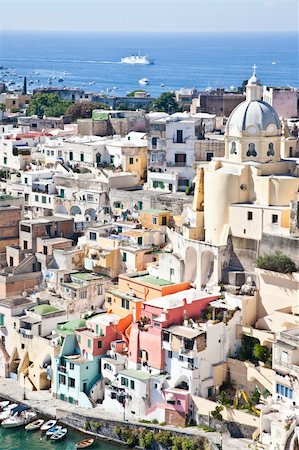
[58,364,67,373]
[19,328,33,338]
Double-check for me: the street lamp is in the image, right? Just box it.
[23,374,27,401]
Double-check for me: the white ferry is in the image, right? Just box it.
[121,55,153,65]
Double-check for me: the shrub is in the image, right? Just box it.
[256,251,296,274]
[211,405,223,421]
[253,343,270,363]
[156,430,173,447]
[139,430,154,448]
[121,427,139,447]
[114,425,121,437]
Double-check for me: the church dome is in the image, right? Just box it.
[226,100,281,134]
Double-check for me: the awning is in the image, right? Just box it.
[11,404,30,414]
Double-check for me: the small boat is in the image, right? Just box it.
[0,400,10,410]
[46,425,62,437]
[139,78,149,85]
[40,419,57,431]
[25,418,44,431]
[58,78,64,82]
[50,427,68,441]
[121,55,153,65]
[0,403,18,421]
[76,438,95,448]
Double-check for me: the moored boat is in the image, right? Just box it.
[2,409,37,428]
[25,418,44,431]
[45,424,62,437]
[50,427,68,442]
[76,438,95,448]
[0,401,10,410]
[0,403,19,422]
[40,419,57,431]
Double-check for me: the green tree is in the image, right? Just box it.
[27,93,72,117]
[151,91,181,113]
[253,343,270,363]
[66,101,109,120]
[256,251,297,274]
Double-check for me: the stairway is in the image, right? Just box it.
[285,430,295,450]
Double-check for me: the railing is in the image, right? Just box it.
[19,328,33,338]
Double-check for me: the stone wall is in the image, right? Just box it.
[196,413,256,439]
[260,233,299,266]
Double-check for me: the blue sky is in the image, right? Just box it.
[1,0,298,32]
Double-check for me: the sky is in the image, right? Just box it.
[0,0,298,33]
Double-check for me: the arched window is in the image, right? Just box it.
[230,141,237,155]
[246,143,257,157]
[267,142,275,157]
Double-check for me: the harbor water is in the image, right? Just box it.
[0,425,126,450]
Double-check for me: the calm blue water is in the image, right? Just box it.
[0,424,125,450]
[0,31,298,96]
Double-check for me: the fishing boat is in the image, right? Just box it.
[50,427,68,442]
[2,409,37,428]
[45,425,62,437]
[76,438,95,448]
[40,419,57,431]
[25,418,44,431]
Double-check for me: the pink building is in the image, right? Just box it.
[128,289,219,370]
[76,313,131,357]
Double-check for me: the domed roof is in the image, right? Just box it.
[226,100,281,133]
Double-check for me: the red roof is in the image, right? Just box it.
[6,132,53,140]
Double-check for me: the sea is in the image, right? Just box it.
[0,31,298,97]
[0,424,126,450]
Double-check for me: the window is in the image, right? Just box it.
[246,143,257,157]
[206,152,214,161]
[80,289,87,299]
[35,194,39,202]
[161,216,167,225]
[272,214,278,224]
[107,296,112,304]
[0,314,5,327]
[122,252,127,262]
[23,240,28,250]
[137,201,143,210]
[3,156,7,165]
[179,355,184,361]
[276,383,293,399]
[267,142,275,157]
[104,363,112,371]
[97,285,102,295]
[69,151,73,161]
[176,130,183,143]
[247,211,253,221]
[230,141,237,155]
[69,363,74,370]
[24,193,29,202]
[89,232,97,241]
[114,202,122,209]
[151,153,158,162]
[130,380,135,390]
[152,137,158,148]
[168,351,172,358]
[80,153,84,162]
[162,331,170,342]
[118,226,123,233]
[24,177,28,185]
[121,377,129,387]
[59,374,66,385]
[43,246,48,256]
[137,236,143,245]
[98,340,102,349]
[87,194,93,202]
[42,196,46,204]
[177,400,181,405]
[175,153,186,165]
[68,377,75,388]
[88,339,91,348]
[129,157,134,165]
[60,189,65,199]
[153,217,157,225]
[121,298,130,310]
[153,180,158,188]
[21,225,30,233]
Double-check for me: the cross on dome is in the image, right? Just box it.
[252,64,257,76]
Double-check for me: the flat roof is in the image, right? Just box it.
[87,313,121,325]
[166,325,204,339]
[119,368,151,381]
[144,288,216,309]
[134,274,173,287]
[0,297,34,308]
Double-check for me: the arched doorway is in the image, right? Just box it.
[85,208,97,221]
[201,250,214,288]
[70,205,82,216]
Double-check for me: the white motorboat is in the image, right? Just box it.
[121,55,153,65]
[40,419,57,431]
[0,403,18,421]
[2,410,37,428]
[139,78,149,85]
[0,401,10,410]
